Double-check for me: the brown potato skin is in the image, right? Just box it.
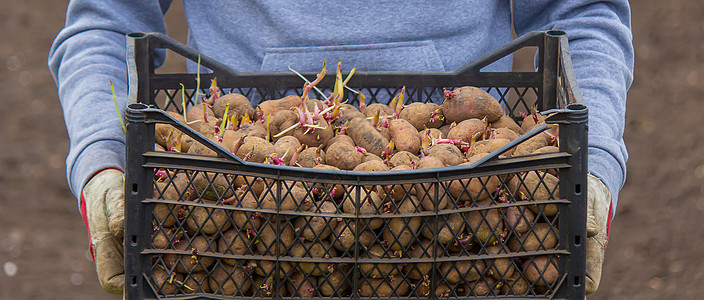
[286,271,317,297]
[220,124,267,153]
[448,160,500,202]
[377,164,413,202]
[358,278,410,297]
[312,164,345,199]
[363,103,393,118]
[255,95,302,119]
[325,135,354,151]
[359,244,400,278]
[235,136,275,163]
[182,271,211,294]
[521,113,558,145]
[509,171,559,216]
[467,138,512,157]
[435,283,469,298]
[388,151,419,168]
[154,142,166,152]
[229,190,263,230]
[186,104,217,127]
[492,115,524,134]
[253,260,293,279]
[152,229,173,249]
[296,147,326,168]
[319,269,350,296]
[331,221,375,253]
[185,203,232,235]
[260,184,314,212]
[256,222,294,255]
[218,229,253,265]
[403,239,436,280]
[361,153,383,163]
[352,160,389,172]
[509,223,558,252]
[399,102,443,130]
[294,201,339,241]
[348,117,390,157]
[428,143,464,167]
[438,124,452,139]
[153,175,192,226]
[415,156,449,211]
[413,279,433,298]
[490,126,521,141]
[155,111,184,148]
[467,208,503,244]
[288,241,337,276]
[293,117,334,148]
[442,86,504,123]
[378,125,392,142]
[192,172,234,201]
[178,134,197,153]
[341,189,384,230]
[532,145,559,154]
[273,136,301,163]
[331,103,365,128]
[213,93,254,120]
[469,277,499,296]
[420,212,465,245]
[251,275,283,297]
[152,267,182,295]
[447,118,486,143]
[326,141,363,170]
[501,271,531,295]
[399,102,430,131]
[439,259,486,283]
[208,263,252,296]
[268,109,298,138]
[383,195,422,250]
[485,245,515,280]
[504,205,536,234]
[512,134,549,157]
[523,256,559,286]
[164,235,216,273]
[389,118,421,154]
[237,123,268,140]
[187,141,217,157]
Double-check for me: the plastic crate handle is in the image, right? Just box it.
[126,103,245,163]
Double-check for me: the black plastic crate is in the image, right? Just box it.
[124,30,588,299]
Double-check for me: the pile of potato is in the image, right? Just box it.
[148,65,564,297]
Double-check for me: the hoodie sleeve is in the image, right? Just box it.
[48,0,173,204]
[513,0,634,219]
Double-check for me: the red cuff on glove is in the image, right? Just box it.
[79,168,122,263]
[606,199,613,247]
[79,192,96,262]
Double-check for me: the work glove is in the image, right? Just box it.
[82,169,125,294]
[585,173,612,295]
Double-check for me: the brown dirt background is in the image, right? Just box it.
[0,1,702,299]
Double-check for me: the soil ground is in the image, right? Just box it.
[0,1,702,299]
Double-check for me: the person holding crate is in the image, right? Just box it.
[49,0,633,296]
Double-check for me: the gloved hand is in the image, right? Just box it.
[585,173,612,295]
[82,169,125,294]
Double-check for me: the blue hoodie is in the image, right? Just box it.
[48,0,633,219]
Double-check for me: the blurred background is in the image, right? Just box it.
[1,1,702,299]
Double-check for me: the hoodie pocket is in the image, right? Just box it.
[260,40,445,72]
